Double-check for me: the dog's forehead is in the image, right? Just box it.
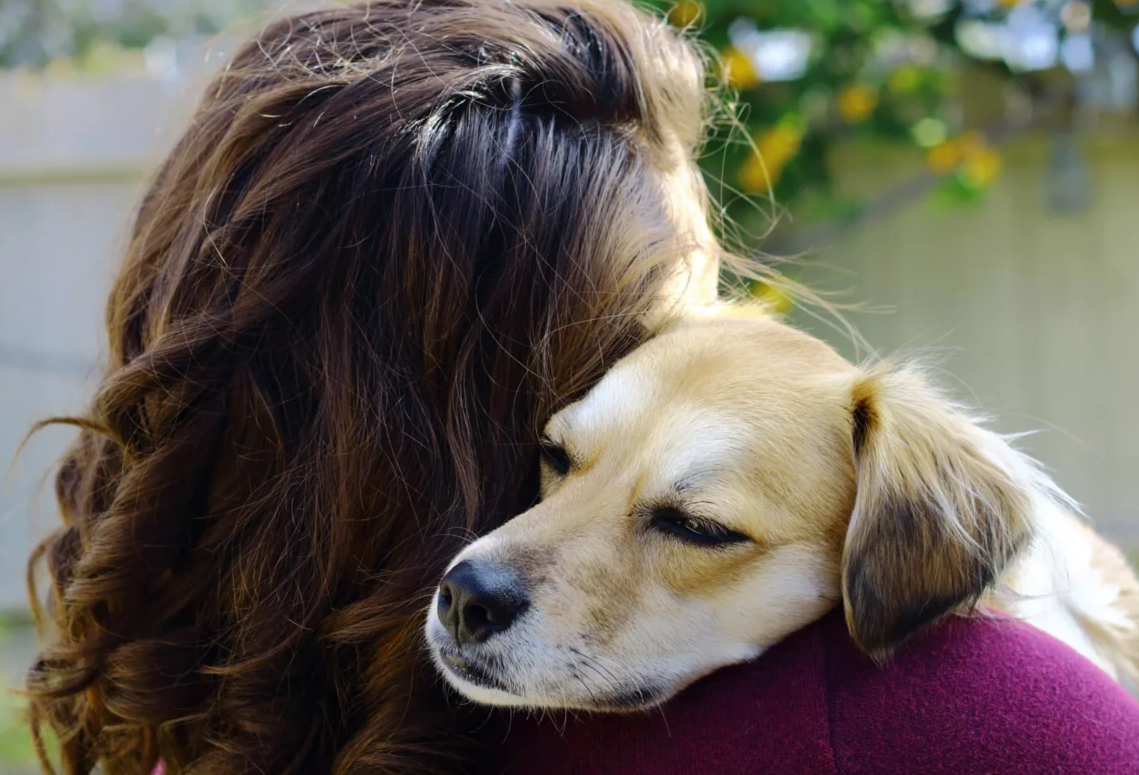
[562,360,658,432]
[548,317,851,452]
[647,316,851,388]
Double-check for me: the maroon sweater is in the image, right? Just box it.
[502,609,1139,774]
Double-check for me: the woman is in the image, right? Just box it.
[27,2,1139,775]
[26,2,715,773]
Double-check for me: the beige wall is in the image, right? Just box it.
[0,182,136,609]
[0,72,179,609]
[794,137,1139,545]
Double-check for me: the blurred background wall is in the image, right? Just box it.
[1,71,191,611]
[1,0,1138,771]
[0,72,186,771]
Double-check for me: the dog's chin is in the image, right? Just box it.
[589,684,672,712]
[431,646,524,706]
[436,653,674,711]
[443,671,672,712]
[439,663,530,707]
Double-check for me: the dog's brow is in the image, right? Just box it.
[671,469,726,496]
[573,366,653,429]
[544,413,574,439]
[656,412,746,485]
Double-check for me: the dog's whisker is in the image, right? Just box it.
[570,655,614,696]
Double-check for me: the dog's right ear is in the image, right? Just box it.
[841,363,1046,657]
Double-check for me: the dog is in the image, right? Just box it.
[425,307,1139,710]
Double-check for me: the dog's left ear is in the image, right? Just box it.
[842,363,1042,657]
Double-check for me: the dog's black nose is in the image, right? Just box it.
[437,560,528,645]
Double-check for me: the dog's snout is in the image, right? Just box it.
[437,560,528,645]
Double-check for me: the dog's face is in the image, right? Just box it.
[426,312,1037,710]
[426,314,859,709]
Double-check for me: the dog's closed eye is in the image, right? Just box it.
[648,506,751,547]
[539,437,572,476]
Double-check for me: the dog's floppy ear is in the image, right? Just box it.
[842,363,1045,657]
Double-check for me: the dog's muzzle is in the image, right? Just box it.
[429,558,530,696]
[427,553,681,710]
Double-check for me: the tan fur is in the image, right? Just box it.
[428,310,1139,710]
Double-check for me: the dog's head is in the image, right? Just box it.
[426,312,1041,710]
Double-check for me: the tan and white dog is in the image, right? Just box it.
[425,308,1139,710]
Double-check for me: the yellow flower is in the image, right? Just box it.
[996,0,1026,6]
[721,46,760,91]
[750,282,795,315]
[926,132,982,174]
[836,84,878,123]
[959,146,1002,188]
[926,132,1001,186]
[759,124,804,163]
[926,141,961,174]
[887,65,923,95]
[739,124,803,193]
[739,154,780,193]
[668,0,702,28]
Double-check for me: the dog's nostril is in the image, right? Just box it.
[464,603,491,629]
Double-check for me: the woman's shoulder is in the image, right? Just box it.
[819,608,1139,773]
[499,608,1139,775]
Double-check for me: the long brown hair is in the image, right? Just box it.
[25,1,710,773]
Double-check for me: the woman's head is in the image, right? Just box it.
[27,1,713,773]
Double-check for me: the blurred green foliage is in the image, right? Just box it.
[643,0,1139,229]
[0,619,38,774]
[0,694,36,772]
[3,0,1138,236]
[0,0,271,69]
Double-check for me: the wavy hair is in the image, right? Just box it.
[24,1,711,773]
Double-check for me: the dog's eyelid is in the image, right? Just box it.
[539,436,573,476]
[641,502,752,547]
[538,434,569,454]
